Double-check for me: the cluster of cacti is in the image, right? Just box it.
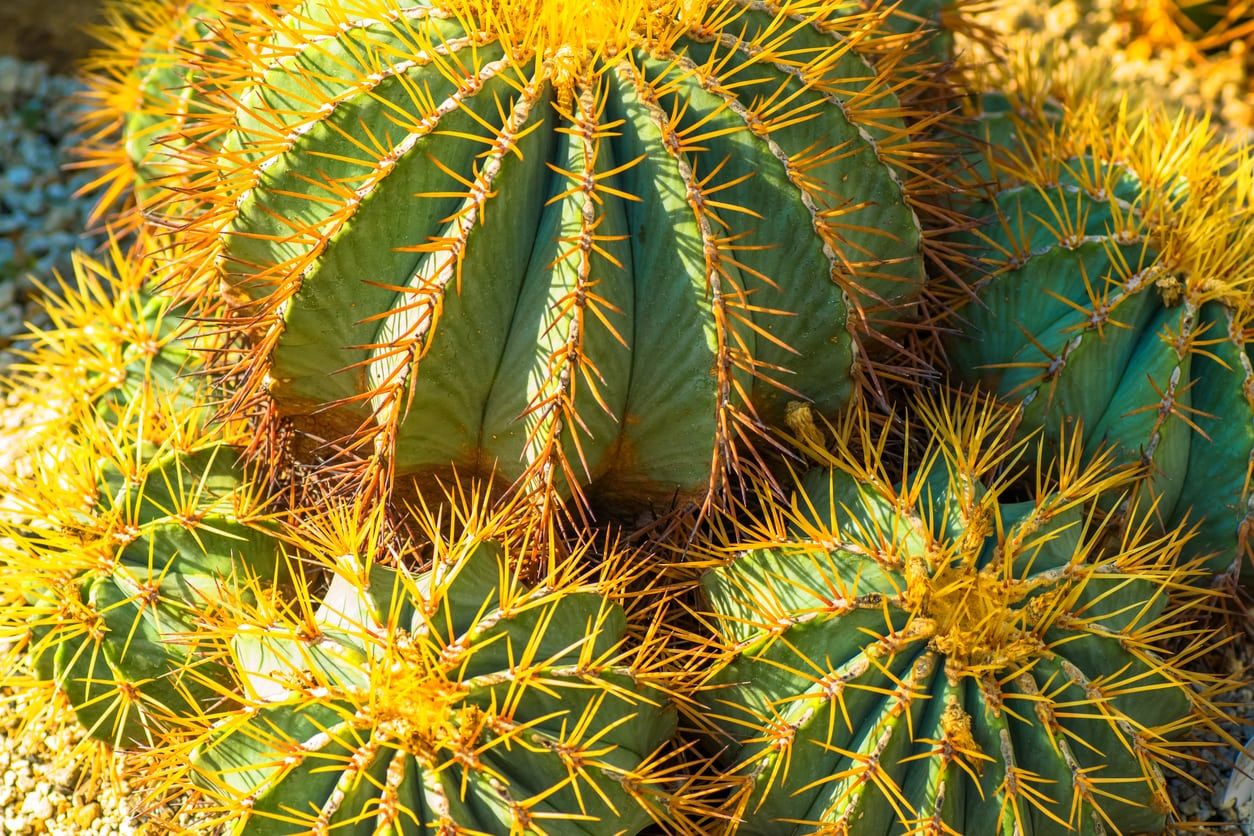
[0,0,1251,832]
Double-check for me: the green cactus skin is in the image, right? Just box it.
[165,0,935,509]
[189,534,678,834]
[692,397,1224,834]
[0,245,286,748]
[944,97,1254,579]
[30,438,282,747]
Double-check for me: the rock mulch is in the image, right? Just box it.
[0,669,136,835]
[1165,598,1254,833]
[0,55,105,363]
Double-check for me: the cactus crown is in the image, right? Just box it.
[441,0,706,88]
[985,102,1254,311]
[942,76,1254,575]
[722,395,1152,675]
[692,395,1234,832]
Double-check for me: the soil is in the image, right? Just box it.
[0,0,105,72]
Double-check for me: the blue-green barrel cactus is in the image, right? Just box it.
[157,0,942,510]
[944,94,1254,579]
[693,395,1229,833]
[0,244,284,747]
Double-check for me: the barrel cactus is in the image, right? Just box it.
[186,495,687,833]
[153,0,940,512]
[76,0,290,221]
[943,96,1254,579]
[0,242,287,747]
[693,395,1228,833]
[0,377,283,751]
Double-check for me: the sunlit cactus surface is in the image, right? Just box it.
[134,0,954,514]
[693,395,1229,833]
[0,248,284,748]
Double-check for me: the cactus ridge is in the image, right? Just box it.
[691,393,1234,834]
[944,96,1254,577]
[150,0,950,512]
[0,238,192,480]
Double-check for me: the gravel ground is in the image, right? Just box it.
[0,55,105,365]
[1166,601,1254,833]
[0,664,139,835]
[959,0,1254,141]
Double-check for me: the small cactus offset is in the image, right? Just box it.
[12,419,282,747]
[183,492,693,833]
[943,93,1254,578]
[0,238,193,482]
[147,0,950,512]
[692,395,1230,833]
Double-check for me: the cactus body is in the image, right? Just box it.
[0,245,285,747]
[190,512,679,833]
[694,397,1223,833]
[9,386,283,748]
[33,438,281,746]
[945,100,1254,577]
[169,0,933,509]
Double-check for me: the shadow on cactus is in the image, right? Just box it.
[143,0,955,516]
[179,488,710,834]
[690,393,1234,833]
[942,92,1254,580]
